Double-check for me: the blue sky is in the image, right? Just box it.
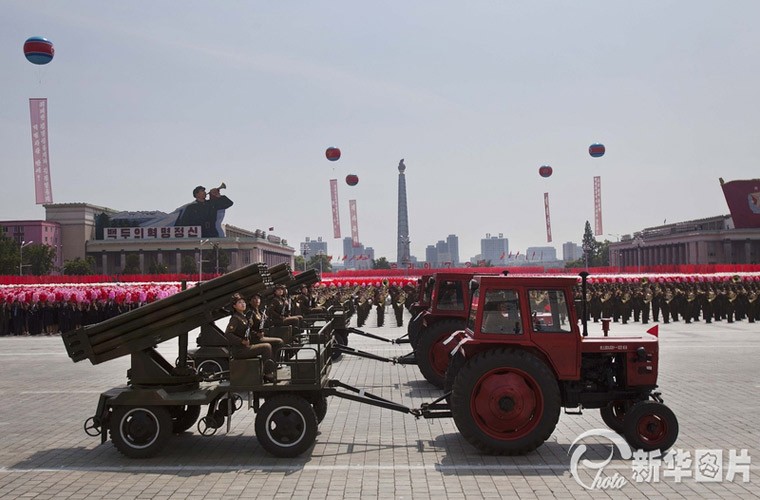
[2,1,759,261]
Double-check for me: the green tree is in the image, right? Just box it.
[372,257,391,269]
[294,255,306,271]
[307,254,332,273]
[0,235,20,274]
[148,259,169,274]
[181,255,197,274]
[26,244,56,275]
[63,256,95,275]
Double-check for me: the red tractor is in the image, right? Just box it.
[441,272,678,455]
[412,273,474,388]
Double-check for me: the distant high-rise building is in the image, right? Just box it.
[447,234,459,265]
[300,236,327,257]
[425,245,436,264]
[481,233,509,264]
[342,237,374,270]
[562,241,583,261]
[526,246,557,262]
[396,159,411,265]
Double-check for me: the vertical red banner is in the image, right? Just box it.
[349,199,360,247]
[29,98,53,204]
[544,192,552,242]
[330,179,341,238]
[593,176,603,236]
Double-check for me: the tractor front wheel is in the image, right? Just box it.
[623,401,679,452]
[451,349,560,455]
[600,400,634,434]
[255,394,318,457]
[110,405,172,458]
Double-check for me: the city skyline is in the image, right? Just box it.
[2,3,758,262]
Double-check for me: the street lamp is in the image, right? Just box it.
[199,239,210,282]
[19,240,33,276]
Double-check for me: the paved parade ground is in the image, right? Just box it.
[0,311,759,499]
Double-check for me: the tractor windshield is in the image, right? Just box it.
[436,280,465,310]
[481,289,522,334]
[528,289,571,333]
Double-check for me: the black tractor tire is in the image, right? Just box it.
[407,313,425,348]
[622,401,679,452]
[416,319,465,388]
[451,349,561,455]
[110,405,173,458]
[171,405,202,434]
[443,351,466,405]
[255,394,318,458]
[312,394,329,424]
[600,400,634,434]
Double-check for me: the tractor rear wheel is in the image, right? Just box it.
[622,401,679,452]
[451,349,560,455]
[600,400,634,434]
[171,405,202,434]
[110,405,172,458]
[407,313,425,348]
[416,319,465,388]
[255,394,318,458]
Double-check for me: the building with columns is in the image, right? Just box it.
[609,215,760,269]
[41,203,293,274]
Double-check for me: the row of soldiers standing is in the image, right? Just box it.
[577,281,760,324]
[352,283,411,328]
[0,299,130,336]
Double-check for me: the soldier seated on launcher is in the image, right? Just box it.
[225,293,281,383]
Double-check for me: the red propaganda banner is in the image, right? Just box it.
[593,176,603,236]
[29,98,53,204]
[721,178,760,228]
[349,199,360,247]
[330,179,341,238]
[544,192,552,243]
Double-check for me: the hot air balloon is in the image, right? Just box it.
[345,174,359,186]
[325,147,341,161]
[589,143,605,158]
[24,36,54,65]
[538,165,553,178]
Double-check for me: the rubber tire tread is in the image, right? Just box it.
[255,394,318,458]
[416,319,465,388]
[110,405,173,459]
[451,348,560,455]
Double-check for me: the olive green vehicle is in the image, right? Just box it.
[62,263,351,459]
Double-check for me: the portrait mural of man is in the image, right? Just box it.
[175,185,233,238]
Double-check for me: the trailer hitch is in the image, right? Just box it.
[335,344,404,364]
[344,327,409,345]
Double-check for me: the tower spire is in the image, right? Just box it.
[396,159,410,266]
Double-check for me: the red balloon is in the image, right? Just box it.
[325,147,341,161]
[346,174,359,186]
[538,165,553,178]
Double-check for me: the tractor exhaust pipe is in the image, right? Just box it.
[579,272,589,337]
